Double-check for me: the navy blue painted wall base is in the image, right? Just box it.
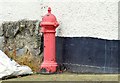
[56,37,119,74]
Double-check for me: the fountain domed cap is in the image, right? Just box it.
[40,7,59,27]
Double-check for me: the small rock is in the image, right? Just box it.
[0,37,4,50]
[0,25,3,36]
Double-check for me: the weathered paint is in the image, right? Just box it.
[0,0,120,73]
[0,0,119,40]
[56,37,119,73]
[40,7,59,73]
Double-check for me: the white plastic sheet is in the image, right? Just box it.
[0,50,33,79]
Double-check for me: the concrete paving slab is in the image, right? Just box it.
[1,74,119,81]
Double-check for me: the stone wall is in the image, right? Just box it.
[0,20,43,72]
[0,20,42,56]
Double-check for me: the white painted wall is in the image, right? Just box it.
[0,0,119,40]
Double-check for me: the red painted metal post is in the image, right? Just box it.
[40,7,59,73]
